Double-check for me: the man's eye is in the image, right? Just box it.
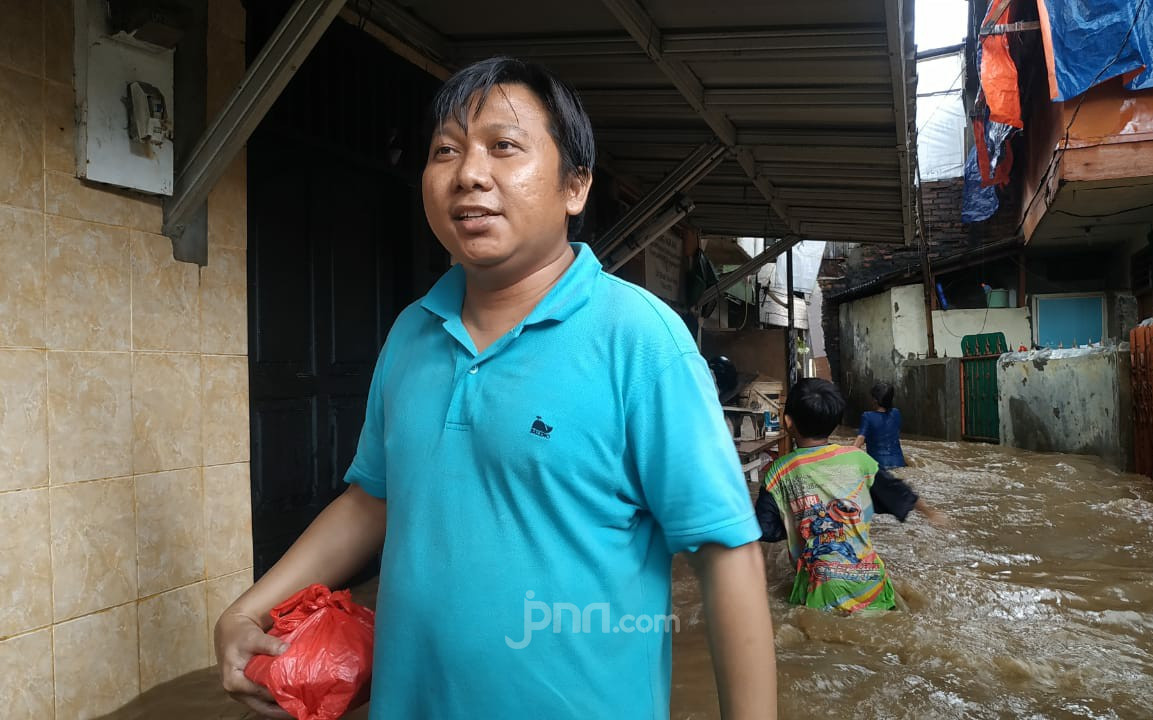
[494,141,515,151]
[434,146,456,156]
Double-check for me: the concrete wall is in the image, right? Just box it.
[890,284,930,358]
[998,348,1134,470]
[839,285,986,441]
[839,290,898,423]
[0,2,254,716]
[931,307,1033,357]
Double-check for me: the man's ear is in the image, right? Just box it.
[565,168,592,217]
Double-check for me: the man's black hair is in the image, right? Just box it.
[426,57,596,239]
[784,378,846,440]
[870,382,895,410]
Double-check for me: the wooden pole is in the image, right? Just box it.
[1018,251,1027,308]
[786,247,797,391]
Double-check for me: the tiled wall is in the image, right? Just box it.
[0,2,253,717]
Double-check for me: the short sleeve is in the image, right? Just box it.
[627,352,761,554]
[344,347,389,499]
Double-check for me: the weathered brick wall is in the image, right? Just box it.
[818,177,1021,384]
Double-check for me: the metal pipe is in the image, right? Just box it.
[162,0,345,239]
[786,247,796,391]
[693,235,802,312]
[604,197,695,273]
[592,142,725,257]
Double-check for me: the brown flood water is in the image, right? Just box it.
[100,438,1153,720]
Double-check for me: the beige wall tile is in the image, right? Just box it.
[208,150,247,250]
[132,231,200,352]
[0,489,51,638]
[136,468,204,596]
[0,205,45,348]
[200,247,248,355]
[0,0,43,77]
[51,477,136,621]
[45,170,163,233]
[204,463,252,579]
[47,351,132,484]
[0,629,54,718]
[54,604,139,719]
[138,582,210,692]
[44,0,74,85]
[0,349,48,492]
[206,567,252,649]
[45,216,130,351]
[0,66,44,211]
[132,352,202,474]
[44,79,75,173]
[203,355,249,466]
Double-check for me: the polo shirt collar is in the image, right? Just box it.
[419,242,601,326]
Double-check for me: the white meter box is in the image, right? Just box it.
[77,4,174,196]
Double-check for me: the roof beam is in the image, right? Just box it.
[693,236,802,312]
[592,141,727,257]
[883,0,916,245]
[598,0,798,234]
[163,0,345,246]
[452,27,889,63]
[359,0,452,65]
[596,128,899,148]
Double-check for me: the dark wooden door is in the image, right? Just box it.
[248,144,409,577]
[246,6,445,578]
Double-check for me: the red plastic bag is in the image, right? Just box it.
[244,584,375,720]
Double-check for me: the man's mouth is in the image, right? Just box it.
[454,209,499,220]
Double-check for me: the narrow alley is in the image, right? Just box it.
[2,0,1152,718]
[101,436,1153,719]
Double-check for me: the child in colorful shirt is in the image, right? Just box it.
[755,379,945,613]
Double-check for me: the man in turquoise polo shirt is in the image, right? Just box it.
[215,57,776,719]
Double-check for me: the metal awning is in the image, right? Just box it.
[167,0,917,260]
[359,0,917,245]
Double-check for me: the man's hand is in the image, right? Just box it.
[214,611,292,718]
[210,485,387,716]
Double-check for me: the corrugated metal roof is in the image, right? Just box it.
[362,0,917,245]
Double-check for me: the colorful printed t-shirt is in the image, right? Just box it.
[763,444,896,613]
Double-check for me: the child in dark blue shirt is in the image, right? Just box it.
[853,382,906,469]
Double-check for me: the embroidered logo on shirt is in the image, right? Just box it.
[530,417,553,439]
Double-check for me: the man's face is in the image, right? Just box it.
[422,83,591,279]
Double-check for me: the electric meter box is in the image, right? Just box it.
[75,0,175,195]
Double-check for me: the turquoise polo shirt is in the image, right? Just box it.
[345,243,760,719]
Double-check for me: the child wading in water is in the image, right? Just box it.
[853,382,906,469]
[756,379,945,613]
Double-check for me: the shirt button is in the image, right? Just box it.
[468,366,479,375]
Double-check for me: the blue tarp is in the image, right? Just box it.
[1040,0,1153,100]
[961,147,999,223]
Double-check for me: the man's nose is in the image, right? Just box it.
[456,145,493,190]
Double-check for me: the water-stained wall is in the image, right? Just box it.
[998,348,1134,470]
